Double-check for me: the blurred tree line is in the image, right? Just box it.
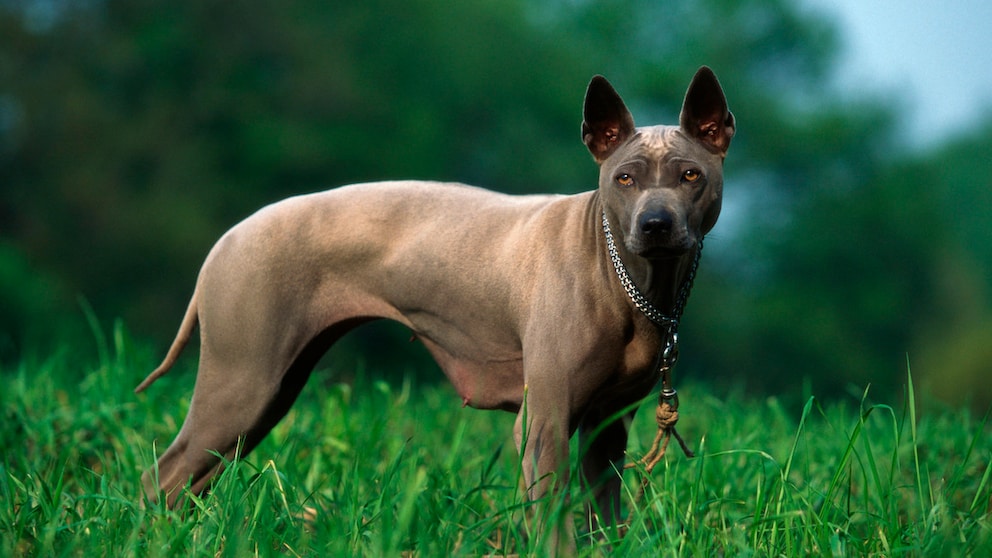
[1,0,989,405]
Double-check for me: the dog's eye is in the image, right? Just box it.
[682,169,702,183]
[616,174,634,187]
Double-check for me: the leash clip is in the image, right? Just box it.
[661,329,679,368]
[658,328,680,410]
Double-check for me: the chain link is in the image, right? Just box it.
[601,210,702,371]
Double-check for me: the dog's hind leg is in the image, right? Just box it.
[144,323,353,507]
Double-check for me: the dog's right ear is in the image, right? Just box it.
[582,76,635,164]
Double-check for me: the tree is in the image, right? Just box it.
[4,0,986,406]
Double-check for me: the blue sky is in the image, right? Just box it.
[806,0,992,147]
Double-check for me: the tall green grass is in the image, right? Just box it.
[2,322,990,556]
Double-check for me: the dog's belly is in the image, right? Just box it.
[416,334,524,412]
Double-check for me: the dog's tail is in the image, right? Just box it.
[134,293,198,393]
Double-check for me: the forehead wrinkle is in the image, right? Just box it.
[629,126,682,158]
[614,126,714,182]
[646,126,720,168]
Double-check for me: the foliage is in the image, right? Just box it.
[2,332,990,556]
[0,0,990,401]
[687,121,992,406]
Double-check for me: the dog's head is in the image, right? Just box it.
[582,67,734,259]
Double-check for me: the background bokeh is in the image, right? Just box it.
[2,0,990,407]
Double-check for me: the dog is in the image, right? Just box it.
[136,66,734,547]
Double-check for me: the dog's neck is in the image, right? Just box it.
[600,209,700,325]
[631,253,697,317]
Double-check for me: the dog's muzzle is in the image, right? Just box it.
[630,208,693,257]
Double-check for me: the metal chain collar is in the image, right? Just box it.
[601,211,702,398]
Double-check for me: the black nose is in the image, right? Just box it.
[638,210,674,236]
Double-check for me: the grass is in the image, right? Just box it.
[1,322,990,556]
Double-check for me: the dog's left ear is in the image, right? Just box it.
[582,76,636,164]
[680,66,735,156]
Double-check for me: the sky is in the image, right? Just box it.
[806,0,992,148]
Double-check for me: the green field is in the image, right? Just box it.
[2,324,990,556]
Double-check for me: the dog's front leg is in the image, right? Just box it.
[579,409,631,529]
[514,379,576,555]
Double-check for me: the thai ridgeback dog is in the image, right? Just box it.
[137,66,734,549]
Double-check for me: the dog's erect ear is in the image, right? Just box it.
[582,76,636,164]
[679,66,735,156]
